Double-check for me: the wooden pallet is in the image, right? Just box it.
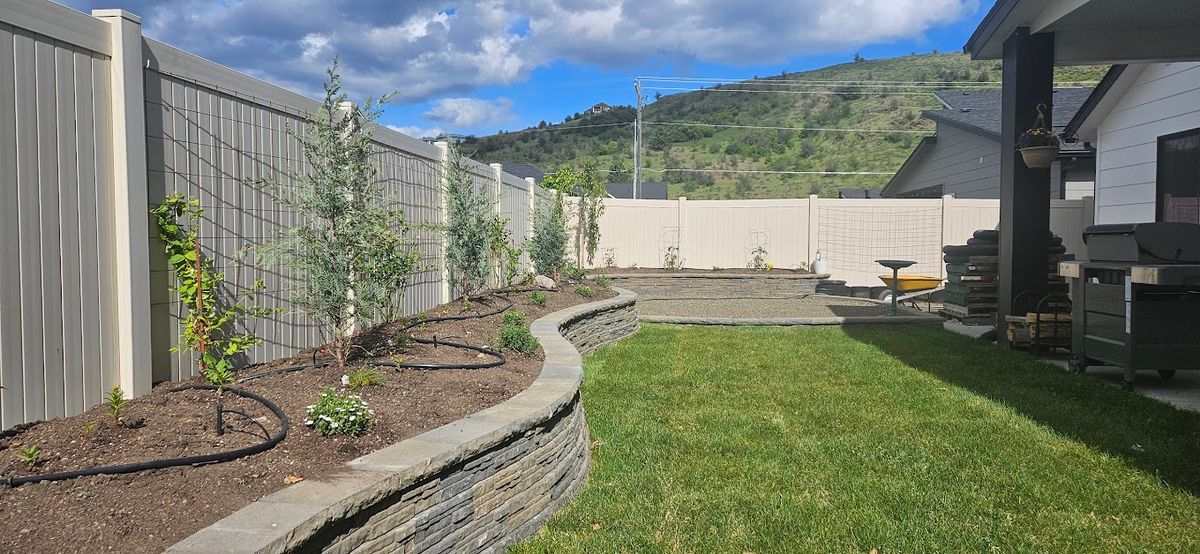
[1005,314,1070,347]
[942,302,997,317]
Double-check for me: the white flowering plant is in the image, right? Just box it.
[305,388,374,436]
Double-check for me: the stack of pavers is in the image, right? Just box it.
[940,229,1070,326]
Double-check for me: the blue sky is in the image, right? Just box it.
[61,0,989,138]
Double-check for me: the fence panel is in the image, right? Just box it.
[684,199,811,270]
[0,14,121,429]
[501,173,531,273]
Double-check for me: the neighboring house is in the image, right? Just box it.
[1066,63,1200,225]
[605,182,669,199]
[837,188,882,198]
[589,102,612,114]
[882,88,1096,199]
[496,162,545,184]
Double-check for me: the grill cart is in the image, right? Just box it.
[1060,223,1200,389]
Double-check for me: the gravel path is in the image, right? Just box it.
[637,296,893,319]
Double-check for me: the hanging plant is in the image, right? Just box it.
[1016,103,1060,169]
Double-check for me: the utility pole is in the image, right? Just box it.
[634,78,643,200]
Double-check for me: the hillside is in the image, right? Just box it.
[465,53,1107,199]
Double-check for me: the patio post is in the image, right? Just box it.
[997,26,1054,345]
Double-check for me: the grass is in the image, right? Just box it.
[513,324,1200,553]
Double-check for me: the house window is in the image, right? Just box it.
[1156,128,1200,224]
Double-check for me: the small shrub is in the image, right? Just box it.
[346,367,386,390]
[575,285,594,298]
[663,245,681,270]
[563,264,586,282]
[17,444,39,468]
[107,386,126,424]
[528,290,547,306]
[594,276,612,290]
[82,422,99,440]
[602,250,617,268]
[306,388,373,436]
[749,246,769,270]
[498,325,540,355]
[502,310,527,327]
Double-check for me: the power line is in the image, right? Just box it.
[645,121,928,134]
[640,75,1100,87]
[643,86,945,96]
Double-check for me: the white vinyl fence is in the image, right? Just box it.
[585,195,1094,286]
[0,1,544,429]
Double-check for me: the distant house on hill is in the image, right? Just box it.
[589,102,613,115]
[605,182,668,199]
[881,88,1096,199]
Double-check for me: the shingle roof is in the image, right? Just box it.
[498,163,545,183]
[925,87,1094,152]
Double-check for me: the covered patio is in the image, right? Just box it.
[963,0,1200,345]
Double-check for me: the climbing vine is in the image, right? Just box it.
[151,194,264,385]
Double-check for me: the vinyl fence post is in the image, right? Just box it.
[807,194,820,270]
[489,163,503,286]
[93,9,152,397]
[434,141,451,303]
[525,177,537,273]
[677,196,687,268]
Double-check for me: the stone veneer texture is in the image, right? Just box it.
[168,288,638,554]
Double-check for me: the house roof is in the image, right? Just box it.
[605,182,668,199]
[925,87,1095,144]
[1063,64,1137,140]
[498,163,545,183]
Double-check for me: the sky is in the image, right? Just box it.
[60,0,990,139]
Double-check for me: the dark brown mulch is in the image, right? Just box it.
[0,284,614,554]
[591,267,813,275]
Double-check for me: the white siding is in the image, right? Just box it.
[1094,62,1200,224]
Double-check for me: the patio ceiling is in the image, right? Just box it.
[967,0,1200,64]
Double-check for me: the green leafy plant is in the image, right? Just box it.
[256,60,419,367]
[346,367,386,390]
[529,290,547,306]
[498,323,540,355]
[82,422,100,440]
[602,249,617,268]
[663,245,681,270]
[485,215,522,288]
[107,386,126,424]
[749,246,769,270]
[574,161,606,266]
[16,444,39,468]
[502,310,527,327]
[530,170,572,279]
[151,195,267,384]
[594,276,613,290]
[1017,126,1060,149]
[575,285,595,298]
[444,145,496,298]
[305,388,374,436]
[563,264,586,282]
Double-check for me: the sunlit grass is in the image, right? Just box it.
[513,324,1200,553]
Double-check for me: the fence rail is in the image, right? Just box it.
[0,0,547,430]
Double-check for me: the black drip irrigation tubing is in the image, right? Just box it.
[3,385,288,488]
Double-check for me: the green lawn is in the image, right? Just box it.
[513,324,1200,553]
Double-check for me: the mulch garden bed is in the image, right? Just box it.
[0,284,614,554]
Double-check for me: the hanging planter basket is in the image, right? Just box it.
[1019,145,1059,169]
[1016,103,1060,170]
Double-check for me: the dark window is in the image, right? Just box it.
[1156,128,1200,224]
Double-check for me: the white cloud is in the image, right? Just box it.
[59,0,977,104]
[423,98,516,128]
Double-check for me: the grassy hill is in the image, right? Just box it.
[464,53,1107,199]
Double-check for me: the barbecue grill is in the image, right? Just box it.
[1060,222,1200,389]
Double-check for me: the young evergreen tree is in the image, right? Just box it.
[259,60,418,367]
[530,169,573,279]
[442,145,493,298]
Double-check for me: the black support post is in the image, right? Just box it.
[998,27,1055,346]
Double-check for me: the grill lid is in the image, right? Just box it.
[1084,223,1200,263]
